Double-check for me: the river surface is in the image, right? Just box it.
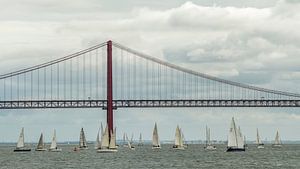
[0,144,299,169]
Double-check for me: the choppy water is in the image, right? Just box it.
[0,144,299,169]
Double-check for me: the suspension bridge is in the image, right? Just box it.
[0,40,299,135]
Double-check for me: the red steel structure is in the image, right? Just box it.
[107,40,113,139]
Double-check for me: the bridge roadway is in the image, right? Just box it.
[0,99,300,109]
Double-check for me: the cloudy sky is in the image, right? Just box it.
[0,0,300,143]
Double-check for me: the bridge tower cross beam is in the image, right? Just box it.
[107,40,113,140]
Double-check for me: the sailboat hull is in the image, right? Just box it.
[14,148,31,152]
[272,144,282,148]
[205,145,217,150]
[152,146,161,150]
[79,147,89,150]
[97,148,118,153]
[35,148,47,151]
[172,145,184,150]
[49,148,62,152]
[226,147,245,152]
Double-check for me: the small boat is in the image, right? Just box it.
[49,129,62,152]
[14,128,31,152]
[272,130,282,148]
[79,128,88,150]
[256,128,264,149]
[138,133,143,146]
[97,125,118,153]
[35,133,47,151]
[226,117,245,152]
[123,133,128,147]
[152,122,161,149]
[126,134,135,150]
[173,125,184,150]
[205,126,216,150]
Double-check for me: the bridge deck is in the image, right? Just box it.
[0,100,299,109]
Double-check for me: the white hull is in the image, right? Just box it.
[173,147,184,150]
[49,148,62,152]
[152,146,161,150]
[205,145,217,150]
[97,149,118,153]
[35,148,47,151]
[257,145,264,149]
[272,144,282,148]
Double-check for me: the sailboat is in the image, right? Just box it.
[35,133,47,151]
[97,125,118,153]
[272,130,282,148]
[138,133,143,146]
[126,134,135,150]
[256,128,264,149]
[79,128,88,149]
[173,125,184,150]
[226,117,245,152]
[205,126,216,150]
[123,133,128,147]
[49,129,62,152]
[152,122,161,149]
[14,128,31,152]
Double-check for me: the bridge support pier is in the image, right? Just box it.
[107,40,113,139]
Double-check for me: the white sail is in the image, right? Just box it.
[50,130,57,149]
[37,133,45,149]
[100,122,103,144]
[237,126,244,149]
[228,117,238,147]
[79,128,88,148]
[95,128,100,149]
[256,128,262,144]
[130,134,134,145]
[126,134,132,148]
[101,125,109,148]
[16,128,25,148]
[109,128,117,149]
[206,126,212,146]
[174,125,181,146]
[179,129,184,147]
[138,133,143,145]
[274,130,281,145]
[152,123,160,147]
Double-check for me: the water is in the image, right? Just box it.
[0,144,299,169]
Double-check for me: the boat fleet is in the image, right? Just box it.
[12,117,283,153]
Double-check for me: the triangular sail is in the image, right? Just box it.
[174,125,181,146]
[138,133,143,145]
[130,134,134,144]
[206,126,212,146]
[79,128,88,148]
[126,134,132,148]
[152,123,160,147]
[274,130,281,145]
[101,125,109,148]
[37,133,45,149]
[16,128,25,148]
[50,130,57,149]
[109,128,117,149]
[237,126,245,149]
[95,128,100,149]
[228,117,238,147]
[179,129,184,147]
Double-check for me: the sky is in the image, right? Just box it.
[0,0,300,143]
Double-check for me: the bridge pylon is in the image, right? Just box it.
[107,40,113,140]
